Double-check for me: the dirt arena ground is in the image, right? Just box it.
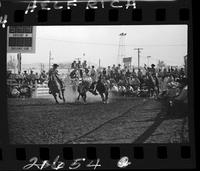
[7,86,189,144]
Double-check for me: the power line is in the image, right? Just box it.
[37,37,186,48]
[149,55,184,64]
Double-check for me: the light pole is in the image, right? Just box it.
[118,32,127,65]
[49,50,54,71]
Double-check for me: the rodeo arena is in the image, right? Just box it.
[7,26,189,144]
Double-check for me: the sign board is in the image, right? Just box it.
[123,57,132,63]
[123,57,132,69]
[7,26,36,53]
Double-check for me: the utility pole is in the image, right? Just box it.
[147,56,151,67]
[99,58,101,68]
[134,48,143,69]
[49,50,53,71]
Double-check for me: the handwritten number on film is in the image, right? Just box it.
[23,156,101,170]
[69,158,86,170]
[23,156,131,170]
[86,159,101,170]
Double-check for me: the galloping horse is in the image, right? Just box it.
[48,67,65,104]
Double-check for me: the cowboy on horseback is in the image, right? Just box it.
[89,66,98,95]
[48,64,65,101]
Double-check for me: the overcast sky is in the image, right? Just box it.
[7,25,187,67]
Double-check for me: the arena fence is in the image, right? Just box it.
[34,83,49,97]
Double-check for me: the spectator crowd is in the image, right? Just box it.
[7,59,187,99]
[70,60,187,98]
[7,70,48,87]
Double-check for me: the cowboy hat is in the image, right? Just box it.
[53,64,59,67]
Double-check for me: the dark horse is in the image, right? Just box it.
[48,73,65,104]
[77,77,109,104]
[96,78,109,103]
[77,80,90,103]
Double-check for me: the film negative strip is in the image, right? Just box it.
[0,0,197,170]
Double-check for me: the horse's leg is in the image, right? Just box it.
[157,85,160,96]
[147,87,150,97]
[62,90,65,103]
[150,88,153,98]
[81,94,83,102]
[150,88,153,97]
[83,93,87,104]
[154,87,158,99]
[153,89,156,97]
[58,90,62,100]
[154,86,158,99]
[77,93,80,101]
[156,85,159,96]
[105,91,108,103]
[100,93,105,103]
[153,88,156,98]
[53,93,59,104]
